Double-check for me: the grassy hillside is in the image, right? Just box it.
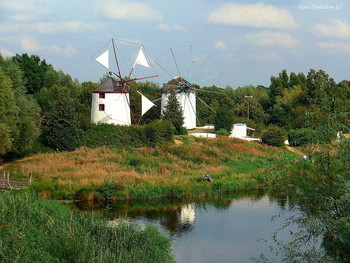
[1,136,299,200]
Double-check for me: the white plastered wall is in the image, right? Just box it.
[91,93,131,125]
[230,123,247,138]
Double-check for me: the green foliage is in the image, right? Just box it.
[144,120,174,147]
[177,126,188,135]
[288,128,315,146]
[261,126,286,147]
[197,85,233,125]
[11,53,52,94]
[162,89,184,134]
[0,69,17,154]
[233,97,268,124]
[216,128,230,136]
[44,90,83,151]
[214,108,234,132]
[0,123,11,155]
[0,191,174,263]
[132,81,161,125]
[98,179,123,200]
[83,121,174,149]
[226,85,270,110]
[268,103,293,128]
[0,55,41,156]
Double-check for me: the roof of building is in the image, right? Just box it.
[161,76,195,94]
[90,77,128,93]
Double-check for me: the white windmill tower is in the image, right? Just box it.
[155,46,222,129]
[90,39,157,125]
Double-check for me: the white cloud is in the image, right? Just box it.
[173,24,187,32]
[33,21,101,34]
[312,19,350,40]
[249,50,281,62]
[207,3,298,30]
[0,47,15,57]
[0,0,50,21]
[242,31,301,48]
[0,21,100,34]
[316,41,350,53]
[99,0,163,21]
[20,35,77,56]
[214,40,226,50]
[8,15,34,22]
[157,23,186,32]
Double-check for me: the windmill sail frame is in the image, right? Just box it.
[90,39,157,125]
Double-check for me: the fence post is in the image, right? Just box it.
[29,172,33,185]
[7,172,12,189]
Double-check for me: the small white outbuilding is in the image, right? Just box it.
[230,123,261,142]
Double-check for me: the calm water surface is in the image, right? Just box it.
[70,190,297,263]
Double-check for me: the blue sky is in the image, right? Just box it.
[0,0,349,88]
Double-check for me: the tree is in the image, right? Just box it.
[267,103,293,128]
[12,53,52,94]
[261,125,286,147]
[44,89,82,151]
[233,98,267,124]
[0,69,18,154]
[269,69,289,105]
[214,108,234,133]
[196,85,233,126]
[0,55,41,156]
[161,89,184,134]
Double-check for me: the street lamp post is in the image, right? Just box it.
[244,96,253,120]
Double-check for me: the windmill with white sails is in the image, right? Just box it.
[154,46,222,129]
[90,39,157,125]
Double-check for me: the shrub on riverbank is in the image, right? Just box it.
[0,191,174,263]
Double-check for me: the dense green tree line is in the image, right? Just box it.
[0,52,349,159]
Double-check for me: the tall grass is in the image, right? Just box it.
[0,191,174,263]
[1,136,300,200]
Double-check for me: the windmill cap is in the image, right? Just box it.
[161,76,195,94]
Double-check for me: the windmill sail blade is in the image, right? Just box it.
[95,50,109,69]
[134,47,149,68]
[139,91,155,116]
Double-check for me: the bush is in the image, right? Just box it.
[144,120,174,147]
[82,121,174,149]
[216,128,230,136]
[214,109,234,132]
[261,126,286,147]
[288,128,315,146]
[177,126,188,135]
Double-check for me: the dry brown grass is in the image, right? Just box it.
[2,136,290,194]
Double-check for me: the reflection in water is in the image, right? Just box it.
[69,189,296,263]
[69,190,267,237]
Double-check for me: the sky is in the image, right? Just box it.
[0,0,349,89]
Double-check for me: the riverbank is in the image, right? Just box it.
[1,136,299,200]
[0,191,174,262]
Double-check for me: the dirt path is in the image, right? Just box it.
[285,146,304,157]
[0,157,35,171]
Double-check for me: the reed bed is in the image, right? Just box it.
[1,136,299,200]
[0,191,174,263]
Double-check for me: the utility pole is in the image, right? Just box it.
[244,96,253,120]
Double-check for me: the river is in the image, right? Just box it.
[70,190,298,263]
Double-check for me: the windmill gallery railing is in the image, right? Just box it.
[0,172,33,190]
